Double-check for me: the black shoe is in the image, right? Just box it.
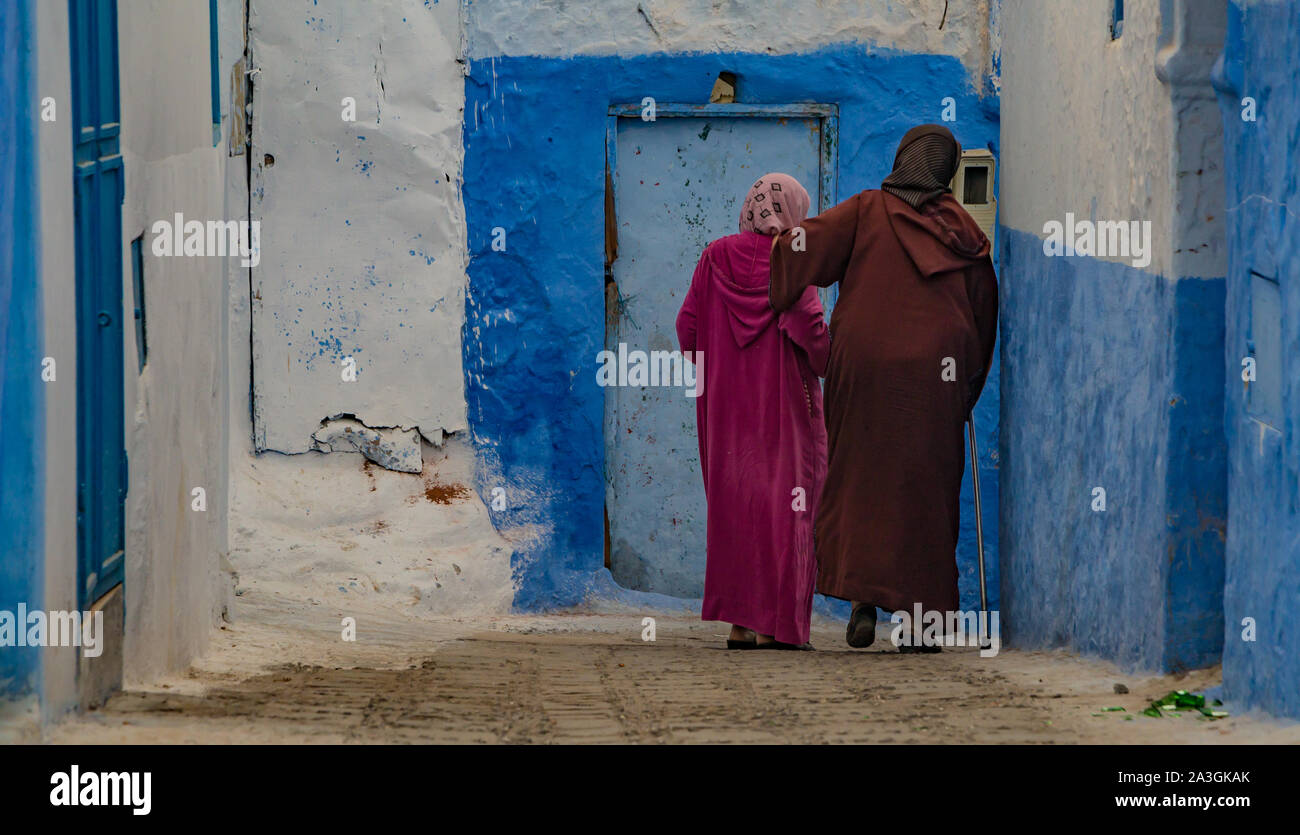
[846,602,877,648]
[898,643,942,653]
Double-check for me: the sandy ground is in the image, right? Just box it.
[77,445,1297,744]
[45,589,1300,744]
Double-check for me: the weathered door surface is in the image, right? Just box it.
[70,0,127,607]
[247,1,467,456]
[606,110,831,597]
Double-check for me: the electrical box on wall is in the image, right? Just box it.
[951,149,996,238]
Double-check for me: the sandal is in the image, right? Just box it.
[846,602,877,648]
[756,640,816,651]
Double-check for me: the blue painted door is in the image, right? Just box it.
[70,0,126,607]
[606,111,829,597]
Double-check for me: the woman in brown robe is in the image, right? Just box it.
[768,124,998,650]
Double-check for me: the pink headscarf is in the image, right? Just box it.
[738,173,811,236]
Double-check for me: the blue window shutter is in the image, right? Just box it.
[210,0,221,146]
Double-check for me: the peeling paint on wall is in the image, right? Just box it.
[311,417,425,474]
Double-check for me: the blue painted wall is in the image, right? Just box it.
[461,45,1000,610]
[998,224,1225,671]
[1215,0,1300,716]
[0,0,44,698]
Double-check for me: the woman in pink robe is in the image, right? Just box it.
[675,174,830,650]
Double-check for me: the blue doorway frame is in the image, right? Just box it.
[69,0,126,608]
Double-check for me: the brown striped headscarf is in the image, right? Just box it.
[880,124,962,210]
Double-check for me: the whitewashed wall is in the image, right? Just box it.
[466,0,996,82]
[1000,0,1172,271]
[998,0,1228,278]
[36,0,79,724]
[117,0,231,684]
[225,0,514,620]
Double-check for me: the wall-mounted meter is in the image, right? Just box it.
[951,149,996,238]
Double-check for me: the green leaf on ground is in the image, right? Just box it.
[1143,690,1228,720]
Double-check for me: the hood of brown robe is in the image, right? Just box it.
[882,191,991,280]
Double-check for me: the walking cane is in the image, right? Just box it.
[967,415,990,648]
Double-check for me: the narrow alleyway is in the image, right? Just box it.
[48,591,1298,744]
